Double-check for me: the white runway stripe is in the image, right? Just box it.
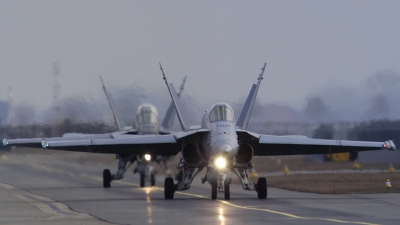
[13,193,92,219]
[0,182,17,189]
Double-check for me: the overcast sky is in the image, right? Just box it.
[1,0,400,114]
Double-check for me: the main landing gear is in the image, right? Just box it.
[164,177,175,199]
[163,165,203,200]
[102,154,136,188]
[163,166,267,200]
[255,177,267,199]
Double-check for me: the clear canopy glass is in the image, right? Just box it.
[209,104,234,122]
[136,106,158,124]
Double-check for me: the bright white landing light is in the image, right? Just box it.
[144,154,151,161]
[215,157,226,169]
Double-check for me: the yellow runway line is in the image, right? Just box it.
[1,157,381,225]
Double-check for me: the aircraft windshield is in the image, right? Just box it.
[137,111,158,124]
[209,105,234,122]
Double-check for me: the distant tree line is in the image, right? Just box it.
[0,118,115,140]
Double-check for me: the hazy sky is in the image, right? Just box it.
[1,0,400,112]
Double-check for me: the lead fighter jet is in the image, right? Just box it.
[4,63,396,200]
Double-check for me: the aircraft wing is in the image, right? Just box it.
[4,129,209,155]
[40,134,180,156]
[250,133,396,156]
[3,133,115,149]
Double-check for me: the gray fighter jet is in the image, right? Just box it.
[99,75,187,187]
[5,75,187,188]
[4,63,396,200]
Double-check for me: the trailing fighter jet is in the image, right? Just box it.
[4,63,396,200]
[99,75,187,187]
[4,75,187,188]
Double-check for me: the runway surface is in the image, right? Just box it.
[0,152,399,225]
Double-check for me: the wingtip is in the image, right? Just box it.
[384,140,396,150]
[41,140,47,149]
[2,138,7,146]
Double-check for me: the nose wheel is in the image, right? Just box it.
[224,180,230,200]
[211,181,217,200]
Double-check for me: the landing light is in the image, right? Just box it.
[144,154,151,161]
[215,157,226,169]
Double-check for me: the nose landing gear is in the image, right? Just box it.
[224,179,230,200]
[210,168,231,200]
[211,181,217,200]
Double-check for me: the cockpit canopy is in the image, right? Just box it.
[209,103,235,122]
[136,104,159,124]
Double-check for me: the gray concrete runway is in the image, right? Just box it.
[0,152,399,225]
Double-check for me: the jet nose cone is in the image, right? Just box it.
[220,144,232,152]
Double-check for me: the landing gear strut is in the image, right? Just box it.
[232,165,268,200]
[102,155,135,188]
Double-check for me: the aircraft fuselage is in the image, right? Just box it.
[201,103,240,164]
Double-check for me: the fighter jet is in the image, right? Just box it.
[99,75,187,187]
[4,63,396,200]
[5,75,187,188]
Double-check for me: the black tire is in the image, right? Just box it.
[257,177,267,199]
[211,181,217,200]
[103,169,112,188]
[150,174,156,186]
[224,180,230,200]
[164,177,175,199]
[140,174,145,187]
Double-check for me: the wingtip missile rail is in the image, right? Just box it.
[384,140,396,150]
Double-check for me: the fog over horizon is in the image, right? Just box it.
[2,1,400,129]
[7,69,400,131]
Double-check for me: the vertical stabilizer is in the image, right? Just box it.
[161,75,187,130]
[160,63,188,131]
[100,76,123,131]
[236,63,267,130]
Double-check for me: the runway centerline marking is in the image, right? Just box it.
[108,178,381,225]
[1,156,381,225]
